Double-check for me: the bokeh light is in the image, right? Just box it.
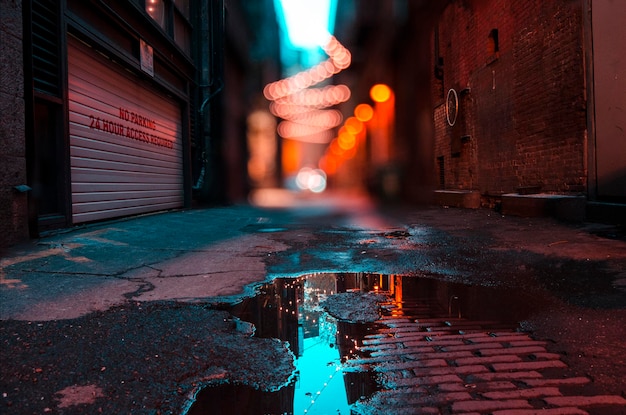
[337,131,355,150]
[295,167,327,193]
[344,117,363,135]
[354,103,374,122]
[277,0,334,49]
[370,84,392,103]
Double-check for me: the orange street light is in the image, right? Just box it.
[354,103,374,122]
[370,84,392,103]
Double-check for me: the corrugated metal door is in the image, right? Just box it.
[68,37,184,223]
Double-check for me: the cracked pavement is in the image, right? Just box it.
[1,194,625,414]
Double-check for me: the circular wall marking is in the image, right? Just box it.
[446,88,458,127]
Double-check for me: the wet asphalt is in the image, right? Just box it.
[1,192,625,414]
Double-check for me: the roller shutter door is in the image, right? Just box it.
[68,37,184,223]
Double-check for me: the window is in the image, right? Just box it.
[173,9,191,54]
[488,29,499,55]
[174,0,189,19]
[145,0,166,28]
[32,0,62,96]
[145,0,192,55]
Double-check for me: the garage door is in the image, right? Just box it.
[68,37,184,223]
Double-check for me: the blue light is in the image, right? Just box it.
[274,0,337,67]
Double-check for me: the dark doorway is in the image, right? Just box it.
[30,99,69,233]
[25,0,70,235]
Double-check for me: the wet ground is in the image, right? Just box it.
[1,201,626,414]
[188,272,626,414]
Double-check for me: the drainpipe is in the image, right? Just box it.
[193,0,224,197]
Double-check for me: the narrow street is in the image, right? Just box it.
[3,1,626,414]
[1,194,625,414]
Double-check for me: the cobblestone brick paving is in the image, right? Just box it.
[350,296,626,415]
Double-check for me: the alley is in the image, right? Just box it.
[3,1,626,413]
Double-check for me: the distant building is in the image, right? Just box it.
[220,0,282,202]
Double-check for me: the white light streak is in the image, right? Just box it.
[279,0,332,48]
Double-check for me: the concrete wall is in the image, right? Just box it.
[0,0,29,248]
[432,0,587,196]
[589,0,626,200]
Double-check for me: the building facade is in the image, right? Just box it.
[1,0,29,248]
[431,0,626,217]
[1,0,280,248]
[334,0,624,219]
[2,0,214,248]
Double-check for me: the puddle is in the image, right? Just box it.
[187,273,546,415]
[257,227,289,233]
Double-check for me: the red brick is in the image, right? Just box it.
[400,345,441,354]
[417,350,475,360]
[481,387,562,400]
[491,408,588,415]
[376,359,448,371]
[439,382,472,392]
[452,399,533,413]
[491,360,567,372]
[432,1,587,194]
[395,391,473,405]
[370,348,416,358]
[394,374,462,387]
[478,346,546,356]
[466,335,535,344]
[426,332,528,341]
[455,354,522,366]
[522,377,591,387]
[505,340,549,348]
[430,391,473,403]
[442,342,504,352]
[404,339,466,348]
[362,338,402,347]
[471,370,543,381]
[413,364,489,377]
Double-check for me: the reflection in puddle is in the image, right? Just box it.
[188,273,539,414]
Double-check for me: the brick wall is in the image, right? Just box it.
[0,0,29,248]
[432,0,587,196]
